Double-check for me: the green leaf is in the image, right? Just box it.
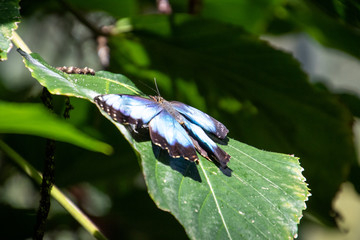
[337,92,360,118]
[171,0,360,59]
[0,101,112,155]
[139,140,308,239]
[109,14,355,222]
[0,0,20,61]
[171,0,285,34]
[198,0,284,34]
[288,1,360,60]
[306,0,360,30]
[17,48,141,99]
[18,49,309,239]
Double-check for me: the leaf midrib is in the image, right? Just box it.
[199,161,232,240]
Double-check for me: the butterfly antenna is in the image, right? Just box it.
[133,78,157,96]
[154,78,161,97]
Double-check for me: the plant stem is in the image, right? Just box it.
[11,31,32,53]
[0,140,108,240]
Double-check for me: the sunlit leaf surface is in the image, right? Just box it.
[0,101,112,155]
[0,0,20,61]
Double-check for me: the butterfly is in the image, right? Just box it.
[94,94,230,168]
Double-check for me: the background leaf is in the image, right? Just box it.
[304,0,360,30]
[202,0,281,33]
[0,0,20,61]
[287,1,360,60]
[18,49,309,239]
[0,100,112,155]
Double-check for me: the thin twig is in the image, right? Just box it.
[0,140,108,240]
[58,0,108,36]
[33,88,56,240]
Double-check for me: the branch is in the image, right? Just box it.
[58,0,108,36]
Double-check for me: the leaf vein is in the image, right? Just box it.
[215,175,280,239]
[228,144,298,203]
[232,172,291,226]
[199,161,232,240]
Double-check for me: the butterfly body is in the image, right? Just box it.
[150,96,185,125]
[94,94,230,167]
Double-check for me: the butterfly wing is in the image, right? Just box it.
[182,118,230,167]
[95,94,229,166]
[149,110,199,163]
[171,101,228,139]
[94,94,162,126]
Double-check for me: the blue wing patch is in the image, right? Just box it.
[149,111,198,163]
[182,118,230,167]
[94,94,162,126]
[171,101,228,139]
[94,94,230,167]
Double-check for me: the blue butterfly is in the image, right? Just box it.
[94,94,230,167]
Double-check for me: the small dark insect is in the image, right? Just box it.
[94,94,230,168]
[56,66,95,75]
